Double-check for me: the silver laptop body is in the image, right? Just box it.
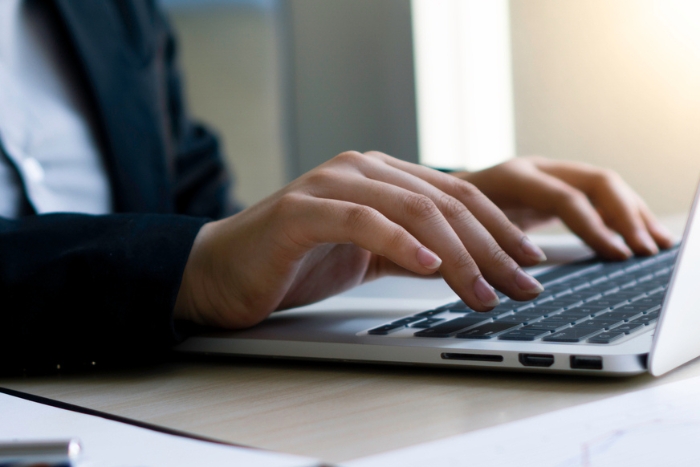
[176,180,700,377]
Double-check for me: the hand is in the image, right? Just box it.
[457,156,675,260]
[174,151,549,329]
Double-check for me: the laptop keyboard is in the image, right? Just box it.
[365,246,679,345]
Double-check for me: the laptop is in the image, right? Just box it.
[175,180,700,377]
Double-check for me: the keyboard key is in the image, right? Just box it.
[368,323,405,335]
[545,299,576,308]
[635,273,654,283]
[590,277,608,286]
[555,310,592,323]
[605,309,643,322]
[647,286,667,295]
[533,314,571,322]
[535,295,554,304]
[410,318,444,328]
[562,300,585,310]
[522,321,570,332]
[455,321,520,339]
[542,326,605,342]
[607,269,626,279]
[496,315,530,324]
[523,307,564,318]
[414,309,445,318]
[612,290,645,300]
[582,318,625,329]
[498,329,551,341]
[449,309,510,320]
[626,293,647,302]
[569,307,602,317]
[443,301,470,311]
[515,303,536,312]
[414,316,491,338]
[589,307,615,317]
[391,316,425,326]
[588,332,626,344]
[592,299,625,309]
[611,322,646,334]
[565,293,591,300]
[633,297,663,308]
[634,314,659,326]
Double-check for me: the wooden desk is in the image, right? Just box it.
[1,215,693,464]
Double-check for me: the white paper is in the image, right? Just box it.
[0,392,318,467]
[344,375,700,467]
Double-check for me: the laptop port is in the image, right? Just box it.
[519,353,555,367]
[441,353,503,362]
[570,355,603,370]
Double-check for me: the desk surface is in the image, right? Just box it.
[1,215,694,464]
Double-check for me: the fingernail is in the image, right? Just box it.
[637,230,658,255]
[474,277,500,307]
[521,236,547,262]
[416,246,442,269]
[612,236,633,258]
[655,223,675,243]
[515,268,544,294]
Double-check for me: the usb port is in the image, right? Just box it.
[519,353,554,367]
[570,355,603,370]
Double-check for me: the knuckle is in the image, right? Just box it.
[383,226,409,253]
[439,195,468,221]
[525,155,547,165]
[452,250,476,272]
[334,151,365,166]
[404,194,439,221]
[305,168,337,187]
[486,246,514,268]
[345,205,378,231]
[556,188,586,209]
[275,192,303,216]
[595,168,620,187]
[452,179,481,201]
[363,150,387,160]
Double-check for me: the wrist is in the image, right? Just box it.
[173,221,217,323]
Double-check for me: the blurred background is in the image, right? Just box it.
[164,0,700,217]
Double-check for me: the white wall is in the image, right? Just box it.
[510,0,700,216]
[169,6,287,207]
[169,1,700,216]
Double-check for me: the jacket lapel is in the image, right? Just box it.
[51,0,174,213]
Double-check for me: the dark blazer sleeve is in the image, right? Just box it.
[0,3,239,373]
[0,213,207,372]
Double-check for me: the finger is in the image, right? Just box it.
[487,167,633,260]
[318,171,541,306]
[358,162,545,300]
[365,254,442,282]
[585,177,658,256]
[281,194,444,276]
[532,160,664,255]
[362,152,548,267]
[637,198,676,249]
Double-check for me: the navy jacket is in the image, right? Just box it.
[0,1,235,372]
